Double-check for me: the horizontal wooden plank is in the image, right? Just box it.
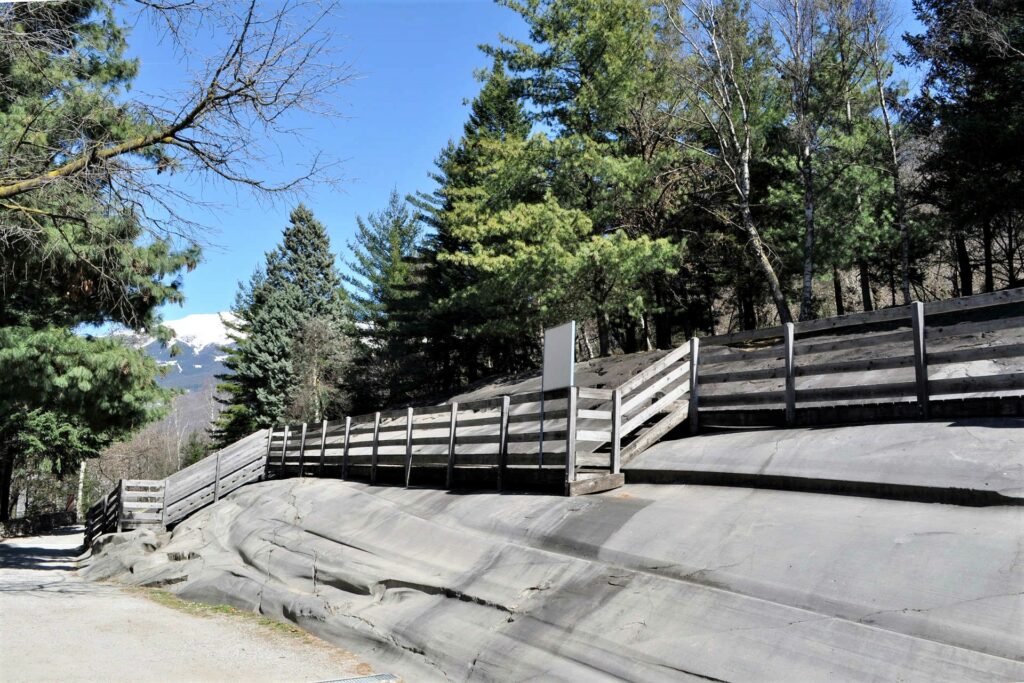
[928,342,1024,366]
[453,396,506,411]
[702,326,785,346]
[699,390,785,408]
[796,354,916,377]
[621,361,689,417]
[622,383,687,434]
[924,288,1024,315]
[577,387,614,401]
[926,314,1024,342]
[795,304,910,336]
[929,372,1024,396]
[796,381,917,402]
[699,365,782,384]
[510,388,573,405]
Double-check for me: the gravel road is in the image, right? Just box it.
[0,527,379,683]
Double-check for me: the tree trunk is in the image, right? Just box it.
[955,233,973,296]
[597,312,611,357]
[1008,220,1017,287]
[738,284,757,331]
[76,461,86,523]
[869,36,911,304]
[799,144,816,321]
[653,290,673,349]
[982,219,995,292]
[0,446,13,523]
[833,266,845,316]
[622,319,638,354]
[858,260,873,311]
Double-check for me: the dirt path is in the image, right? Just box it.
[0,528,380,683]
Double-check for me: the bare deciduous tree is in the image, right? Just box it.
[1,0,353,277]
[668,0,793,324]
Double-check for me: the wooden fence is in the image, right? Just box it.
[83,289,1022,544]
[266,385,626,496]
[691,289,1024,428]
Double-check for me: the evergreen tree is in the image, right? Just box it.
[0,1,194,518]
[343,190,422,411]
[214,205,350,443]
[410,61,537,390]
[903,0,1024,293]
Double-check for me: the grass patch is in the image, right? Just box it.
[131,587,307,640]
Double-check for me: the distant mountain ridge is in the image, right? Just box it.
[111,313,239,393]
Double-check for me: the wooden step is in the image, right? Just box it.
[566,472,625,496]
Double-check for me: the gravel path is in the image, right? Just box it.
[0,528,378,683]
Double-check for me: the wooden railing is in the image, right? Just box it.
[83,288,1023,544]
[267,385,623,494]
[84,479,164,545]
[693,289,1024,427]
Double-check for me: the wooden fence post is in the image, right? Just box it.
[264,426,275,480]
[564,387,578,490]
[213,449,223,502]
[161,478,169,527]
[611,388,622,474]
[370,412,381,485]
[912,301,930,419]
[341,417,352,479]
[278,425,289,473]
[404,407,415,488]
[296,423,308,477]
[116,479,125,533]
[784,322,796,425]
[317,419,328,476]
[688,337,701,434]
[445,402,458,490]
[497,396,511,492]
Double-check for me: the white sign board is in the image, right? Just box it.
[542,321,576,391]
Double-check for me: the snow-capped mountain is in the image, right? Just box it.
[111,312,239,393]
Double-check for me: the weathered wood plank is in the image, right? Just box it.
[619,399,690,466]
[617,344,690,394]
[624,382,688,435]
[929,372,1024,396]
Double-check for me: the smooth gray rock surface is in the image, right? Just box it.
[626,418,1024,500]
[85,478,1024,682]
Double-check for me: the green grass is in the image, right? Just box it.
[132,587,308,640]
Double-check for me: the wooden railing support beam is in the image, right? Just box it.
[318,419,328,476]
[404,407,415,488]
[341,417,352,479]
[213,450,222,502]
[445,402,458,490]
[497,396,511,492]
[370,412,381,485]
[296,423,308,477]
[564,387,578,492]
[688,338,701,434]
[912,301,930,419]
[784,322,796,425]
[611,388,622,474]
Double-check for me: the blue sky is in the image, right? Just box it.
[125,0,923,322]
[125,0,529,320]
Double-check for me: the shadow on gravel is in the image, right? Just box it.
[0,527,83,572]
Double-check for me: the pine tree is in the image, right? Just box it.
[903,0,1024,293]
[214,205,350,443]
[0,1,195,519]
[343,190,421,410]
